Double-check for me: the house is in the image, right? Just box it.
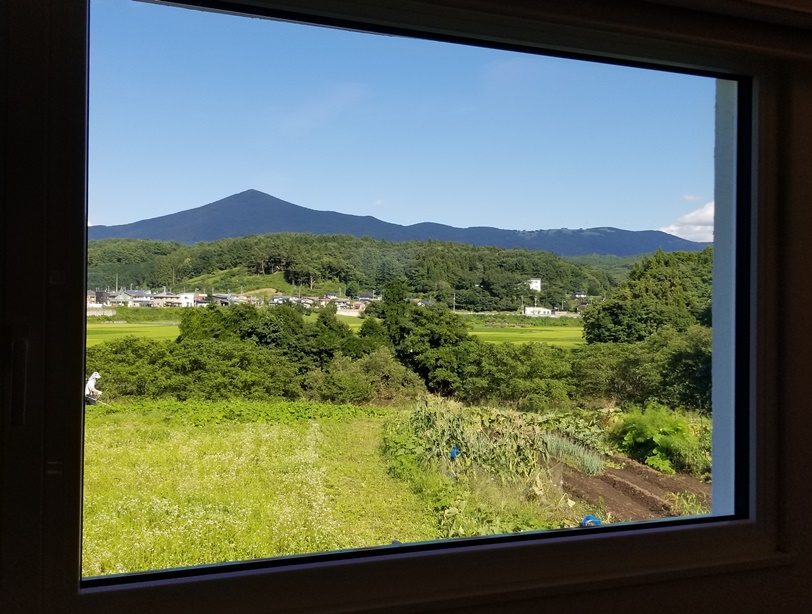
[107,290,132,307]
[211,293,243,306]
[571,291,588,300]
[151,290,182,308]
[124,289,154,307]
[177,292,204,307]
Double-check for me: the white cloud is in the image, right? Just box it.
[681,194,702,202]
[659,201,714,242]
[88,221,94,227]
[373,199,384,207]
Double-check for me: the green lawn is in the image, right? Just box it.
[82,409,437,576]
[86,322,179,346]
[469,325,585,347]
[336,314,364,330]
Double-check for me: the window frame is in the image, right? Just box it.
[1,0,795,612]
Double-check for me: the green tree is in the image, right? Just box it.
[582,248,712,343]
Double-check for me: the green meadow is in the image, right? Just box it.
[335,314,364,330]
[82,405,437,576]
[86,322,180,346]
[86,319,583,347]
[468,325,584,347]
[81,400,591,576]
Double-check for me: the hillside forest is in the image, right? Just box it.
[88,233,627,311]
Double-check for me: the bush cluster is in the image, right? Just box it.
[608,402,711,478]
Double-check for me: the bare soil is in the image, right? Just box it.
[562,454,711,522]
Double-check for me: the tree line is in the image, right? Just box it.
[88,247,712,413]
[88,234,618,311]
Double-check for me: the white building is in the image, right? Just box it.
[524,306,552,317]
[177,292,207,307]
[528,278,542,292]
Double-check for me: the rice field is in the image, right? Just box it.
[468,325,584,347]
[85,318,583,347]
[86,322,180,346]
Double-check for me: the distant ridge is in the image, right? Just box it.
[88,189,710,257]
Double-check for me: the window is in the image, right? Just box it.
[83,0,730,578]
[2,1,800,612]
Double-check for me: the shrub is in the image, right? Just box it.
[609,402,711,478]
[516,379,572,414]
[85,337,301,401]
[304,348,426,404]
[308,356,375,404]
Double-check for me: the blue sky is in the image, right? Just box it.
[89,0,717,241]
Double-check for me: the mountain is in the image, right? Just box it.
[88,189,710,257]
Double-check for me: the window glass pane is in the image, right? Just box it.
[84,0,731,577]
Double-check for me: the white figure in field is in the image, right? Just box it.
[85,371,102,400]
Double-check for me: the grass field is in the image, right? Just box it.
[86,322,179,346]
[335,315,583,346]
[469,325,584,347]
[82,400,592,576]
[86,318,582,347]
[82,406,437,576]
[336,314,363,330]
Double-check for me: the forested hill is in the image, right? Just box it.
[88,189,709,257]
[88,234,621,311]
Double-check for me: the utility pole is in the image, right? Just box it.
[453,291,456,312]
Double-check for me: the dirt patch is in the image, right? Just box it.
[242,287,277,297]
[562,455,711,522]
